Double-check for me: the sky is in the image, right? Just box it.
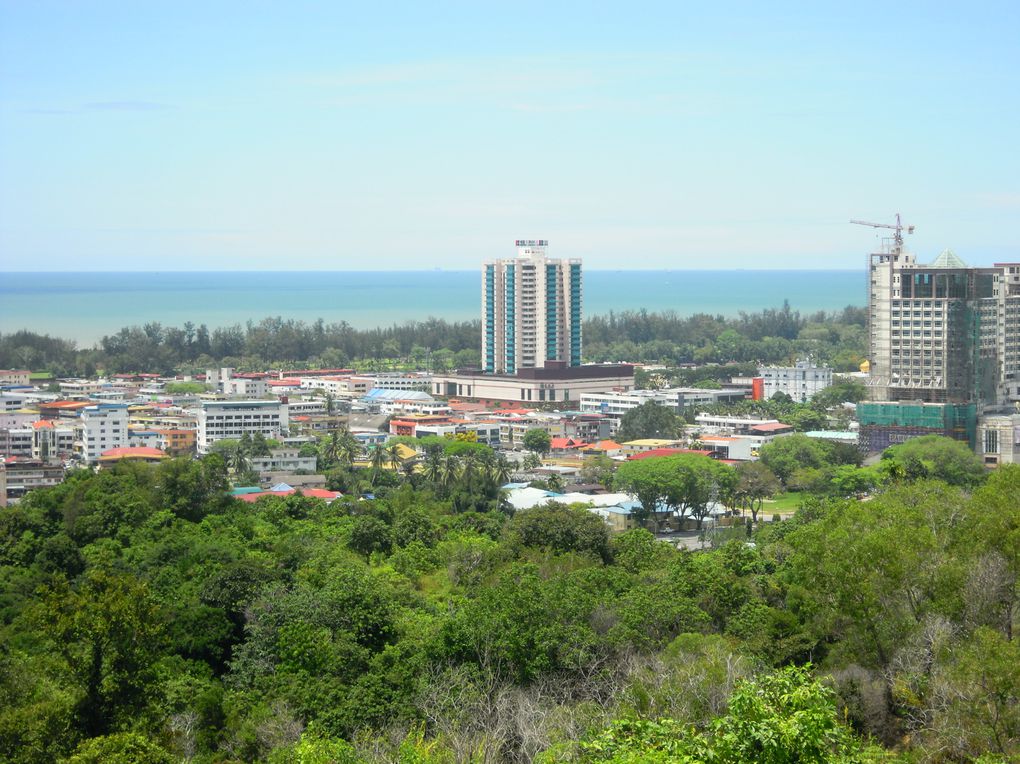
[1,1,1018,271]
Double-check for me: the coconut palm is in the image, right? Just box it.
[423,449,445,485]
[336,427,360,467]
[488,455,513,487]
[386,443,404,471]
[370,445,387,471]
[400,457,418,484]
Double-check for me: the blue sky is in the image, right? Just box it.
[1,1,1018,271]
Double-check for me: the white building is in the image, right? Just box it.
[205,368,271,399]
[433,364,635,405]
[482,240,582,374]
[300,376,375,397]
[249,448,317,474]
[366,372,433,392]
[80,403,130,464]
[760,360,832,403]
[579,387,747,432]
[197,400,289,454]
[976,413,1020,466]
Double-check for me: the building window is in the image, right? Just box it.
[984,429,999,454]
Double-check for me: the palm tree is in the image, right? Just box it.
[440,456,460,492]
[488,455,513,487]
[460,452,479,485]
[336,427,359,467]
[423,449,445,485]
[386,443,404,471]
[321,431,342,468]
[370,445,387,472]
[230,446,250,476]
[400,457,418,484]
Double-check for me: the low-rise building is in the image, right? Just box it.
[249,448,317,474]
[197,400,289,454]
[432,363,635,405]
[0,428,33,459]
[98,447,168,466]
[365,372,433,392]
[620,438,685,456]
[760,360,832,402]
[0,370,31,387]
[580,387,746,421]
[976,413,1020,467]
[157,429,197,455]
[3,459,64,499]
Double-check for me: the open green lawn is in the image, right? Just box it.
[762,491,807,514]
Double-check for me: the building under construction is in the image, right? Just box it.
[856,215,1020,451]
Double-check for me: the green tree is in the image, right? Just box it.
[880,435,986,487]
[64,733,174,764]
[616,401,683,442]
[735,461,780,522]
[506,503,612,562]
[758,434,833,486]
[32,571,167,737]
[616,454,734,531]
[522,428,551,456]
[579,454,616,488]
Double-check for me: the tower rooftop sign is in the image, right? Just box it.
[514,239,548,247]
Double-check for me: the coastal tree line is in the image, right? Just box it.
[0,302,866,376]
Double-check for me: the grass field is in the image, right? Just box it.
[762,491,807,515]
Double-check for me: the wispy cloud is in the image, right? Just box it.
[83,100,170,111]
[22,100,172,115]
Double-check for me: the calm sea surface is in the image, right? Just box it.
[0,270,864,346]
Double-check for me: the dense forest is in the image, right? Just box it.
[1,435,1017,763]
[0,303,866,376]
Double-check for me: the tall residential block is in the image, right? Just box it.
[482,240,582,375]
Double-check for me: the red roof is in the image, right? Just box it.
[550,437,589,450]
[750,422,794,433]
[234,488,342,503]
[32,420,54,429]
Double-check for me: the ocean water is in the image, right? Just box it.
[0,270,864,346]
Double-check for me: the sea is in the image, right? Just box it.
[0,270,864,346]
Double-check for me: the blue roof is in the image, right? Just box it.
[364,388,433,401]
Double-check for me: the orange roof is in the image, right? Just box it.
[582,439,622,451]
[628,448,717,461]
[32,420,54,429]
[98,447,167,461]
[42,401,92,410]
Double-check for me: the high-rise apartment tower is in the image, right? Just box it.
[867,236,1020,406]
[482,240,582,375]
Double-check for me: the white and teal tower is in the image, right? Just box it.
[482,240,582,375]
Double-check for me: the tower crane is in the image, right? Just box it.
[849,213,915,252]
